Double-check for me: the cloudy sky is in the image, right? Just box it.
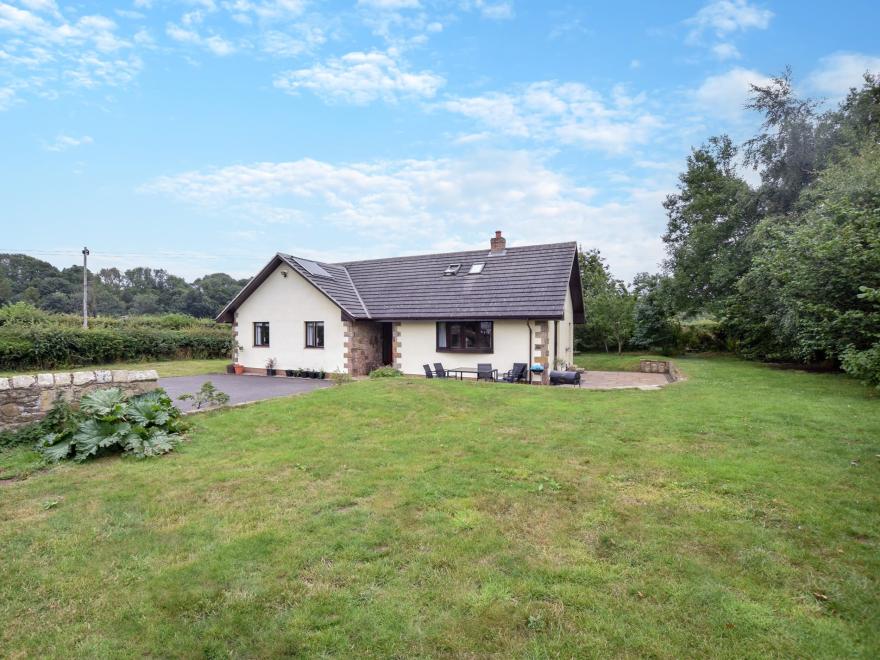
[2,0,878,281]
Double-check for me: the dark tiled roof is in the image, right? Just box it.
[279,255,368,318]
[340,242,580,320]
[217,242,584,323]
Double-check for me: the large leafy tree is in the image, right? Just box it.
[662,136,757,315]
[728,144,880,368]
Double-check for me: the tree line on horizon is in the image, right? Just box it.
[578,70,880,388]
[0,254,248,319]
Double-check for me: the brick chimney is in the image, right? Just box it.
[489,230,506,254]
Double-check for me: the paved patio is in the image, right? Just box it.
[159,373,330,412]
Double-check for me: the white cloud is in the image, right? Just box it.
[43,133,92,151]
[807,52,880,100]
[166,23,235,56]
[357,0,421,8]
[443,81,661,153]
[261,25,325,57]
[686,0,772,41]
[0,85,16,109]
[141,151,668,279]
[273,49,444,104]
[711,42,740,60]
[0,2,141,107]
[685,0,770,61]
[461,1,514,20]
[694,67,771,121]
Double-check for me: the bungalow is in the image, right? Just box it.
[216,232,585,382]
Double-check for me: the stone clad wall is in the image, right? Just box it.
[343,321,383,376]
[0,369,159,430]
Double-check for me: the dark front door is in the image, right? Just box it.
[381,322,393,366]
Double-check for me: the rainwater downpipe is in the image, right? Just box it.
[526,320,534,384]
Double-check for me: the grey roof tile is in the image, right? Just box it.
[218,242,584,323]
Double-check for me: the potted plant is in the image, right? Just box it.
[318,369,325,379]
[265,357,278,376]
[226,364,235,374]
[233,363,245,375]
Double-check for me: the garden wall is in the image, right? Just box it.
[0,370,158,430]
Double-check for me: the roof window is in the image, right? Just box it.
[443,264,461,276]
[468,263,485,274]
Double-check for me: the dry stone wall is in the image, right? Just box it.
[0,369,159,430]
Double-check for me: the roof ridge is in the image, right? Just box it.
[335,241,576,267]
[341,264,370,319]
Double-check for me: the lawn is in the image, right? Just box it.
[0,357,229,379]
[1,356,878,657]
[575,351,672,372]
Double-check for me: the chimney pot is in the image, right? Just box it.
[490,230,506,254]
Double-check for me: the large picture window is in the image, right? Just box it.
[305,321,324,348]
[436,321,493,353]
[253,322,270,346]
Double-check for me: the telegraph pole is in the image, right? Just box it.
[82,247,89,329]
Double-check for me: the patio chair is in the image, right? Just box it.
[433,362,448,378]
[477,363,495,381]
[423,364,435,379]
[501,362,527,383]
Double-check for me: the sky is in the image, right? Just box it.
[1,0,879,282]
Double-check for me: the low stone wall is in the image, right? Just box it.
[639,359,680,382]
[0,369,159,430]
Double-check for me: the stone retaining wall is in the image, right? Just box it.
[0,370,159,430]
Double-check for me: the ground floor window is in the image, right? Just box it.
[253,321,270,346]
[436,321,493,353]
[305,321,324,348]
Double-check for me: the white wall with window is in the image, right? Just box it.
[397,319,533,378]
[235,265,346,373]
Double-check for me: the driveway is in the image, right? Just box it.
[159,373,331,412]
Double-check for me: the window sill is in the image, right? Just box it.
[252,345,270,348]
[436,348,494,354]
[304,346,325,349]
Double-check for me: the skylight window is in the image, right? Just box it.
[468,263,485,274]
[443,264,461,276]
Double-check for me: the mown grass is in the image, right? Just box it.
[1,356,878,657]
[575,351,672,371]
[0,357,229,378]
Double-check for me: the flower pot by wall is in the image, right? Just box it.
[233,364,245,375]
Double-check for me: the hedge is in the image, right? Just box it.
[0,326,233,370]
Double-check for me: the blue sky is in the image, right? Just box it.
[2,0,879,282]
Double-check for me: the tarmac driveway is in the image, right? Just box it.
[159,373,330,412]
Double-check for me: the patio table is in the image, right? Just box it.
[447,367,498,381]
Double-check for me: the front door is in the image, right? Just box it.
[381,322,393,366]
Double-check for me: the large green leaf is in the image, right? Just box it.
[79,388,126,418]
[39,433,74,462]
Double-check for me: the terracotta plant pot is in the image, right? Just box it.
[233,364,245,375]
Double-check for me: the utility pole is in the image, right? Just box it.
[82,247,89,329]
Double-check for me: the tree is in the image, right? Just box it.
[575,248,616,351]
[743,68,820,214]
[662,135,757,315]
[727,143,880,366]
[590,282,636,354]
[631,273,677,351]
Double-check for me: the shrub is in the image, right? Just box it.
[0,400,78,450]
[369,366,402,378]
[329,369,353,385]
[178,381,231,409]
[678,319,726,352]
[0,302,50,326]
[0,325,233,370]
[39,388,185,462]
[841,344,880,389]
